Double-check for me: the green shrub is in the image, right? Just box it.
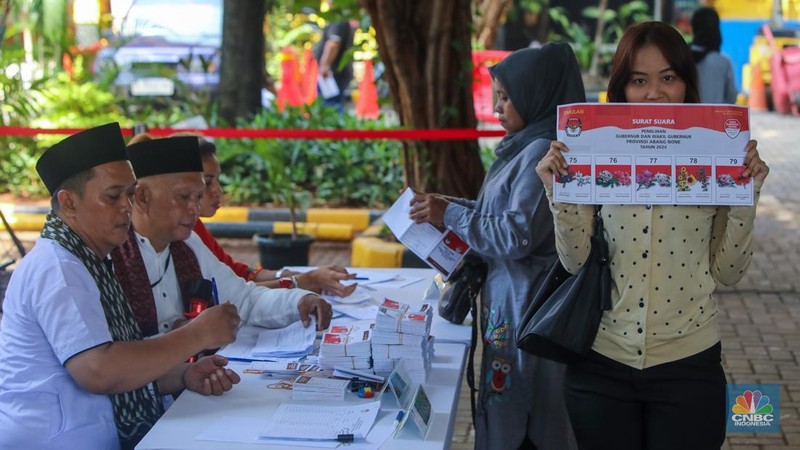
[0,68,198,196]
[0,47,48,197]
[215,102,404,208]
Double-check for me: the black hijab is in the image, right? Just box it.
[488,42,586,162]
[691,7,722,63]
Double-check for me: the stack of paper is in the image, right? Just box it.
[249,320,316,359]
[332,367,385,383]
[375,299,409,327]
[291,373,350,401]
[371,330,425,346]
[318,324,373,370]
[372,299,434,383]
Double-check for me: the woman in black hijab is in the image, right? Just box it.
[691,7,738,103]
[409,43,583,449]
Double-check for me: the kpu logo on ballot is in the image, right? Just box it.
[724,118,742,139]
[727,384,780,433]
[565,117,582,137]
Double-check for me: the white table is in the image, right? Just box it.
[137,268,472,450]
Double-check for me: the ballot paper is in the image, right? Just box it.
[291,373,351,401]
[196,417,338,448]
[322,287,373,305]
[375,301,432,336]
[318,74,340,99]
[260,401,381,441]
[244,361,321,376]
[217,326,306,362]
[250,319,316,359]
[339,270,424,290]
[340,270,399,286]
[373,299,434,383]
[383,188,470,279]
[319,325,373,357]
[371,276,424,289]
[319,324,373,370]
[331,302,380,320]
[553,103,753,206]
[332,367,385,383]
[371,330,425,346]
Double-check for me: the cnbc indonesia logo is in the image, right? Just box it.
[728,385,779,433]
[731,390,773,425]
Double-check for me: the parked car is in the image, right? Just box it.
[94,0,222,98]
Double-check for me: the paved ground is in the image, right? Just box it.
[0,111,797,449]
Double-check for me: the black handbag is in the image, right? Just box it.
[515,207,612,364]
[437,254,488,325]
[436,252,487,427]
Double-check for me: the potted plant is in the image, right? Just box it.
[253,137,315,269]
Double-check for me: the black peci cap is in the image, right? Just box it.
[126,136,203,179]
[36,123,128,194]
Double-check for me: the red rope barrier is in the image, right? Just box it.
[0,126,506,140]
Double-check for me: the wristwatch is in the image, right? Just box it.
[274,268,287,279]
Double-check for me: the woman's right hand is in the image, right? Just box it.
[536,141,570,187]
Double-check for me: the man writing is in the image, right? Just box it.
[0,123,241,449]
[112,136,331,337]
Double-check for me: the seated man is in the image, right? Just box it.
[0,123,241,449]
[192,134,357,296]
[112,136,332,337]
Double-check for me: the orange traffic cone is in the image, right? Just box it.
[355,60,380,119]
[301,47,319,106]
[275,47,304,111]
[748,63,768,112]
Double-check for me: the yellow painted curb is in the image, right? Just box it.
[351,236,404,268]
[359,223,385,237]
[306,209,371,231]
[0,213,47,232]
[273,222,354,241]
[204,207,249,223]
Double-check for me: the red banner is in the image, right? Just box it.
[0,126,506,140]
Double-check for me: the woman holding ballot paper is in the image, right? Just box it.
[536,21,770,450]
[409,43,581,449]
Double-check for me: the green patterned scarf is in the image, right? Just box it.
[41,213,164,449]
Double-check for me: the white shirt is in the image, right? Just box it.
[0,238,119,449]
[134,231,308,333]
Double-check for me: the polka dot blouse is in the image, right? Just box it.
[544,183,762,369]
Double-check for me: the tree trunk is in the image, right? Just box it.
[363,0,485,199]
[588,0,608,82]
[473,0,512,50]
[219,0,268,125]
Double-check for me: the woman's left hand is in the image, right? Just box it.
[742,139,770,183]
[409,192,448,225]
